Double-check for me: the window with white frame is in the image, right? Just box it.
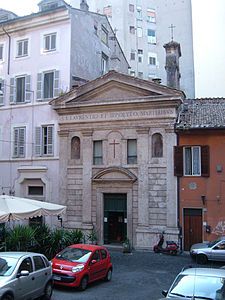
[93,140,103,165]
[101,53,108,75]
[0,79,4,105]
[184,146,201,176]
[35,125,54,156]
[137,27,143,38]
[127,139,137,164]
[0,44,3,60]
[130,70,135,77]
[13,127,26,158]
[138,49,143,63]
[147,29,156,44]
[130,50,135,61]
[43,33,56,52]
[129,4,134,12]
[136,6,142,19]
[17,39,28,57]
[101,25,108,45]
[37,70,60,100]
[147,8,156,23]
[129,26,135,34]
[148,52,157,66]
[9,75,31,103]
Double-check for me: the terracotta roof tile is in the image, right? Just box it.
[176,98,225,129]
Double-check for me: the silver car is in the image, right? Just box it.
[0,252,53,300]
[162,267,225,299]
[190,237,225,264]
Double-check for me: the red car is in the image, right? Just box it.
[51,244,113,290]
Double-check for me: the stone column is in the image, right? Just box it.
[136,127,149,228]
[82,129,93,229]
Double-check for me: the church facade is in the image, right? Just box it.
[51,71,184,250]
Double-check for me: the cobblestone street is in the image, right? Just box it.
[51,248,214,300]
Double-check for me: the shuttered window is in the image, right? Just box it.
[13,127,26,158]
[174,145,209,177]
[37,70,60,100]
[0,79,4,105]
[35,125,54,156]
[10,75,31,103]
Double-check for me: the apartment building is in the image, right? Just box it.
[0,0,128,226]
[71,0,195,98]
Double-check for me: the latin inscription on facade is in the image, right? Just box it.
[59,108,175,123]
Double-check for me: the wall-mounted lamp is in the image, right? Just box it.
[216,195,220,202]
[57,215,63,227]
[201,195,206,205]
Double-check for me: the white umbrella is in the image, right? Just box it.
[0,195,66,222]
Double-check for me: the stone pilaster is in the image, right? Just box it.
[58,130,69,211]
[82,129,93,228]
[136,127,149,228]
[165,128,178,231]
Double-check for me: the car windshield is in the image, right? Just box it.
[56,247,92,263]
[208,238,222,247]
[169,274,225,299]
[0,257,18,276]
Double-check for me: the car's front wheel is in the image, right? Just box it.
[79,276,89,291]
[2,294,14,300]
[41,281,53,300]
[104,268,112,281]
[197,254,208,264]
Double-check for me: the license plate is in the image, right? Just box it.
[53,275,61,281]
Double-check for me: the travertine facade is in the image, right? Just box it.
[51,71,184,249]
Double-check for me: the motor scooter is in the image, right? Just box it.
[153,232,179,255]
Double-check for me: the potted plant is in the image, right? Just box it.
[123,237,132,253]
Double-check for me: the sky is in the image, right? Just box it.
[0,0,224,98]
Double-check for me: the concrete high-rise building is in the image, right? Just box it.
[71,0,195,98]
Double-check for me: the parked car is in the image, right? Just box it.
[0,251,52,300]
[190,236,225,264]
[51,244,113,290]
[161,267,225,299]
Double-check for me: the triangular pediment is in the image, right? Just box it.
[50,70,184,107]
[92,167,137,183]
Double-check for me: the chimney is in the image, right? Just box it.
[164,41,181,90]
[80,0,89,11]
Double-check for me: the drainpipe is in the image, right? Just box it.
[176,131,182,252]
[2,27,11,75]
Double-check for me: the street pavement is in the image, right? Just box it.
[51,248,223,300]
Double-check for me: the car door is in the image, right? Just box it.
[32,255,50,297]
[211,241,225,261]
[15,257,35,300]
[100,249,109,277]
[89,250,103,282]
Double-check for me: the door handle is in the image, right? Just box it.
[32,277,35,280]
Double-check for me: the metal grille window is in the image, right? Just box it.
[127,139,137,164]
[13,127,26,158]
[184,146,201,176]
[44,33,56,51]
[93,141,103,165]
[136,6,142,19]
[17,39,28,57]
[130,51,135,60]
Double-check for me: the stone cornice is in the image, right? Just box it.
[136,127,150,134]
[0,8,70,35]
[81,129,93,137]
